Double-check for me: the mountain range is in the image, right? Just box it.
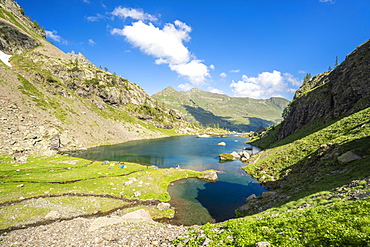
[153,87,289,132]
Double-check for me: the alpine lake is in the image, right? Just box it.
[68,135,267,225]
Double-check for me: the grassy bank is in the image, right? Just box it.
[0,154,206,231]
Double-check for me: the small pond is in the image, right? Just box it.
[68,135,267,225]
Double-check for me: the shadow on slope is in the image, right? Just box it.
[182,105,274,132]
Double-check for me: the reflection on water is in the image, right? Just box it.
[68,135,267,225]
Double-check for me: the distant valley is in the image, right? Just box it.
[153,87,289,132]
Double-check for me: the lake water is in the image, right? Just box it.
[68,135,267,225]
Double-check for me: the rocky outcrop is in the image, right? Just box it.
[0,20,40,54]
[278,39,370,140]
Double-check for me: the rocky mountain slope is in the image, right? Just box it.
[278,39,370,140]
[0,0,206,157]
[153,87,289,132]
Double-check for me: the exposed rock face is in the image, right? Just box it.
[278,39,370,140]
[0,20,40,54]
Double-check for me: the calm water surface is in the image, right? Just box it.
[69,135,267,225]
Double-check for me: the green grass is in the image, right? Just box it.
[0,154,208,230]
[188,198,370,246]
[0,196,127,229]
[244,107,370,197]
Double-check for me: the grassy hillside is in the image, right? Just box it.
[175,106,370,246]
[153,87,289,132]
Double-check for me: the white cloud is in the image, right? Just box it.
[230,70,301,99]
[112,16,210,86]
[112,20,191,64]
[220,72,227,78]
[169,59,209,86]
[208,86,224,94]
[209,64,215,70]
[298,70,306,74]
[230,69,240,73]
[88,39,96,45]
[45,30,68,45]
[178,83,193,91]
[82,0,90,3]
[111,7,157,21]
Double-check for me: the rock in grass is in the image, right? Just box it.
[337,151,362,164]
[255,241,270,247]
[45,211,61,220]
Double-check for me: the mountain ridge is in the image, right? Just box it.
[152,87,289,132]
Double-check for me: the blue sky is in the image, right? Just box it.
[16,0,370,100]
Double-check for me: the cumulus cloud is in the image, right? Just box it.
[230,69,240,73]
[169,59,209,85]
[112,20,191,64]
[208,86,224,94]
[209,64,215,70]
[230,70,301,99]
[111,7,157,21]
[111,12,210,86]
[45,30,68,45]
[220,72,227,78]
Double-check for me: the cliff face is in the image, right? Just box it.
[0,0,193,157]
[278,39,370,140]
